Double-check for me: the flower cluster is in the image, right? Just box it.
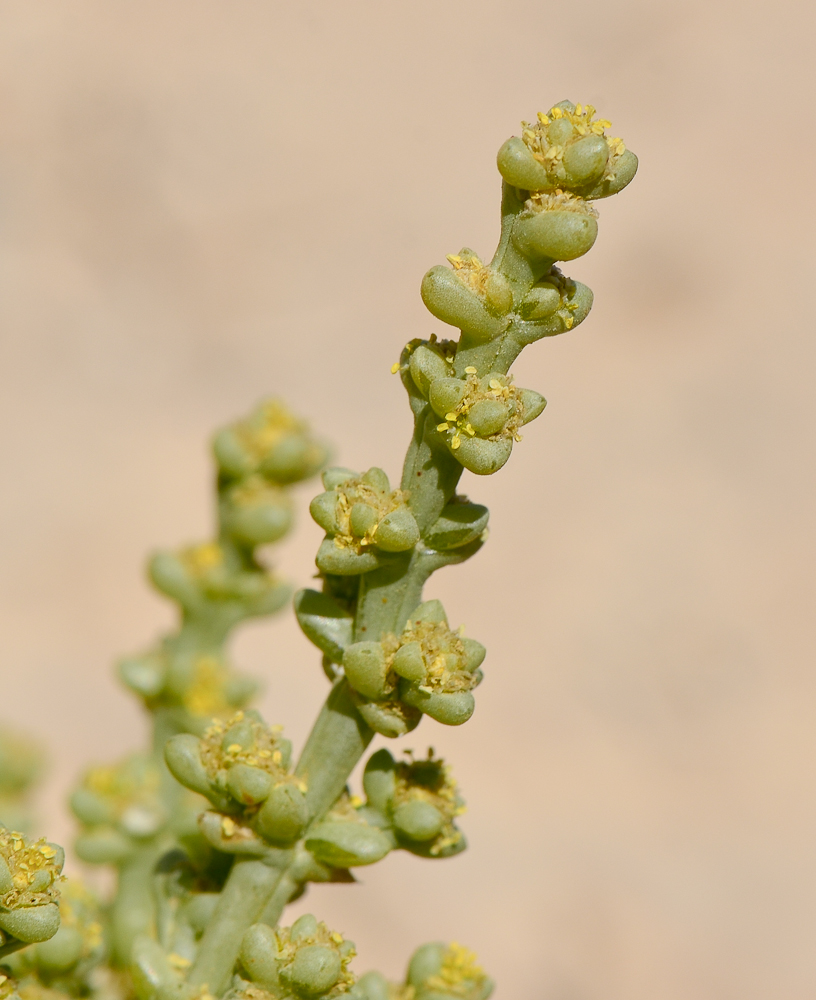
[355,942,492,1000]
[235,916,357,1000]
[0,829,63,948]
[71,754,168,865]
[343,601,485,734]
[165,710,309,851]
[311,468,420,575]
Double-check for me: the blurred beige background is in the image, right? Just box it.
[2,1,815,997]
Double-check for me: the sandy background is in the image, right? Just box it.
[1,2,815,997]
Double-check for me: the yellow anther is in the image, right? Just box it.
[537,111,550,124]
[437,422,449,432]
[451,436,461,450]
[168,954,192,970]
[330,931,344,945]
[445,412,457,422]
[349,795,363,808]
[272,750,282,764]
[227,744,242,754]
[551,106,563,118]
[391,362,400,374]
[258,749,271,758]
[464,366,477,374]
[465,424,475,436]
[221,816,236,837]
[488,379,501,390]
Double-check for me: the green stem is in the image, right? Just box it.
[188,857,284,994]
[258,871,299,927]
[401,412,463,532]
[112,843,164,966]
[295,679,373,822]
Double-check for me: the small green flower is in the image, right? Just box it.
[237,915,357,1000]
[0,829,64,949]
[71,755,167,865]
[165,711,308,850]
[311,468,420,575]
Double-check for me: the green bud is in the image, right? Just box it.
[148,552,198,606]
[392,801,445,843]
[75,828,133,864]
[420,266,504,343]
[118,653,164,700]
[460,638,486,672]
[221,718,255,752]
[259,435,313,483]
[349,502,379,538]
[164,734,212,798]
[585,149,638,199]
[407,941,494,1000]
[562,133,609,186]
[226,764,273,806]
[355,971,390,1000]
[240,923,280,990]
[362,749,397,813]
[322,467,357,490]
[495,136,551,191]
[412,600,447,624]
[32,925,84,973]
[353,696,422,738]
[294,589,354,664]
[212,427,254,478]
[409,345,451,398]
[391,641,426,682]
[428,378,468,420]
[223,488,293,546]
[407,943,447,987]
[290,913,319,941]
[373,508,419,552]
[513,203,598,262]
[481,270,513,315]
[282,944,342,997]
[361,467,390,494]
[518,283,561,320]
[198,810,266,855]
[310,491,340,534]
[0,903,60,944]
[343,642,389,701]
[306,820,392,868]
[449,435,513,476]
[424,500,489,551]
[400,684,476,727]
[519,389,547,424]
[467,398,508,437]
[70,787,114,826]
[254,783,309,845]
[316,538,380,576]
